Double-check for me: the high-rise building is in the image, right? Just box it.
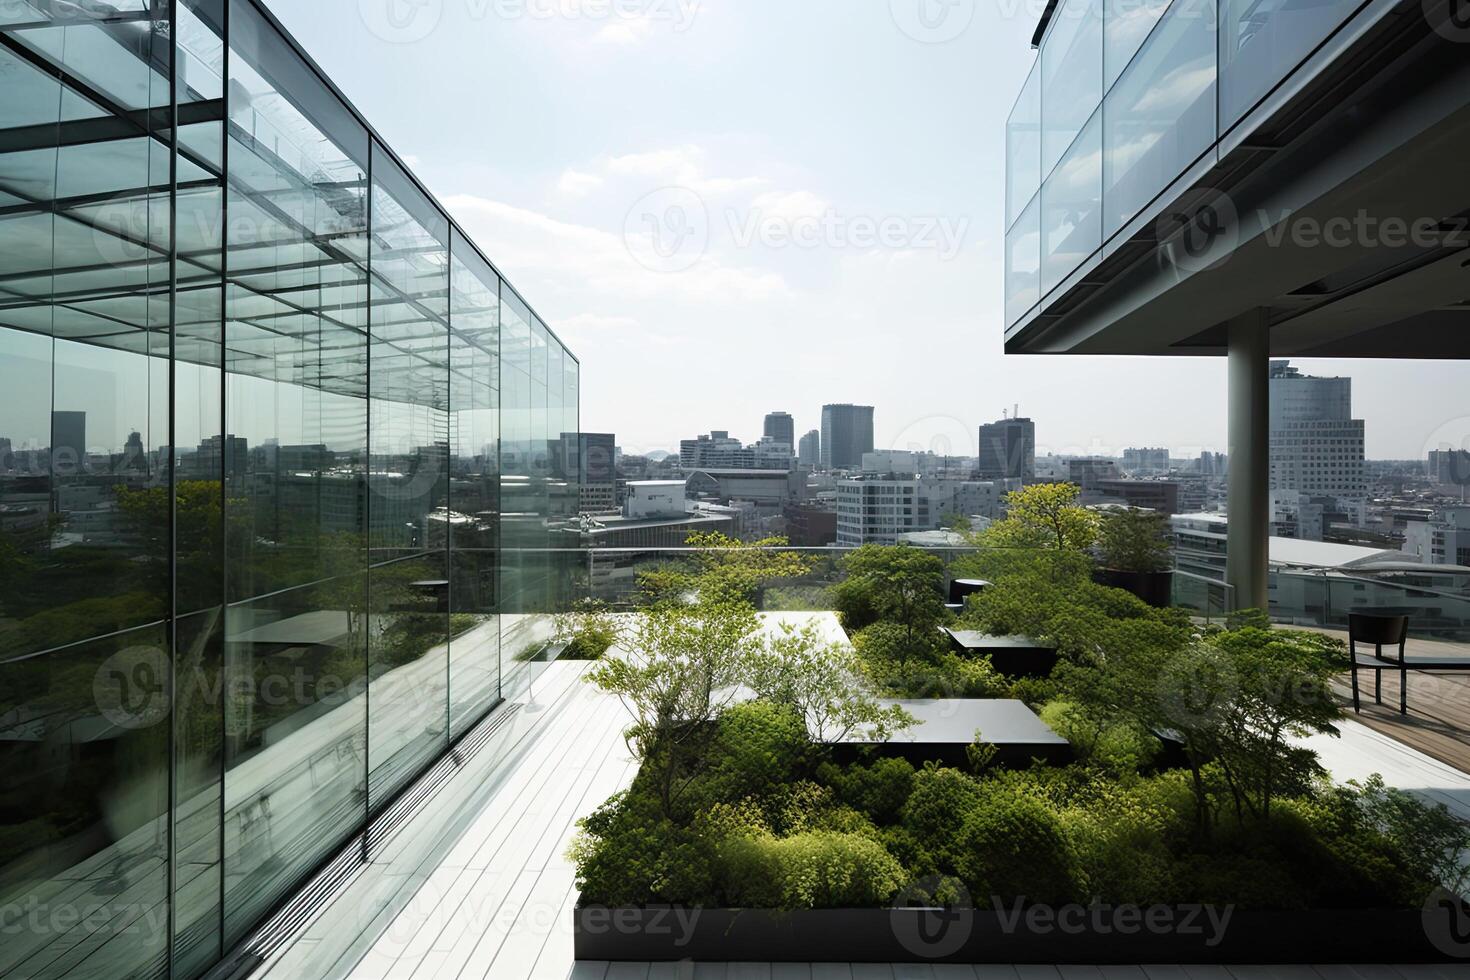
[1122,447,1171,473]
[977,416,1035,481]
[1268,361,1366,536]
[1429,449,1470,487]
[50,410,85,475]
[820,404,874,471]
[798,429,821,468]
[763,412,795,450]
[0,6,583,978]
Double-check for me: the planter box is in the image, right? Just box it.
[574,904,1467,963]
[1095,568,1175,608]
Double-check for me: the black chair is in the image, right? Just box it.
[1348,613,1409,715]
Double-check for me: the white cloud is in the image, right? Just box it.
[557,168,605,197]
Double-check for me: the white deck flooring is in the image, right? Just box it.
[249,615,1470,980]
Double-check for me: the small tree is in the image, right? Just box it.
[986,483,1099,553]
[745,619,913,743]
[586,596,762,815]
[830,544,948,640]
[1096,508,1173,573]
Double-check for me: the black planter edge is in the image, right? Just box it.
[573,905,1470,964]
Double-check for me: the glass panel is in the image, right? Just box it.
[1006,61,1041,231]
[1219,0,1356,130]
[175,0,227,972]
[1005,193,1042,326]
[1040,108,1103,296]
[1102,0,1217,237]
[366,144,450,812]
[0,625,171,980]
[222,0,370,946]
[1040,0,1104,180]
[1105,0,1171,90]
[448,237,501,735]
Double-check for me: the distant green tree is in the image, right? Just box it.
[985,482,1099,553]
[1096,507,1173,572]
[829,544,948,639]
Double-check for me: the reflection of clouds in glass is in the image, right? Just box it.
[1134,63,1215,114]
[1105,0,1170,86]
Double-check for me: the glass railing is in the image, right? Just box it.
[1005,0,1365,329]
[1268,564,1470,645]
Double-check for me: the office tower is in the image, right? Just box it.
[50,410,85,474]
[1429,449,1470,486]
[0,6,581,978]
[1267,361,1366,535]
[977,415,1035,481]
[820,404,874,471]
[763,411,795,450]
[798,429,820,468]
[561,432,617,514]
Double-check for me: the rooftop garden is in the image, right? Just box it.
[565,489,1470,961]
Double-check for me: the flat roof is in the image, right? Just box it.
[842,699,1068,747]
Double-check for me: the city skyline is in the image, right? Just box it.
[262,0,1470,462]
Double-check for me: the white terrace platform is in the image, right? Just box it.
[246,615,1468,980]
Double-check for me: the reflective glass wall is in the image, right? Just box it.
[0,2,578,977]
[1005,0,1361,328]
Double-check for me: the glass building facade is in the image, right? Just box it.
[1005,0,1363,328]
[0,2,578,977]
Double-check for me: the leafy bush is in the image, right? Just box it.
[900,765,984,872]
[569,789,715,906]
[685,702,812,817]
[818,756,916,824]
[719,830,907,909]
[955,790,1080,905]
[1040,700,1160,773]
[553,599,623,660]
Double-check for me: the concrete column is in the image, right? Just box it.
[1226,312,1270,612]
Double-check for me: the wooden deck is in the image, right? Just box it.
[243,616,1470,980]
[1326,633,1470,776]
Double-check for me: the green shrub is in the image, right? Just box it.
[819,756,916,824]
[1040,700,1160,773]
[955,790,1079,905]
[685,701,811,815]
[900,766,984,872]
[569,789,716,906]
[719,830,907,908]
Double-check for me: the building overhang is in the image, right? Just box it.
[1007,1,1470,360]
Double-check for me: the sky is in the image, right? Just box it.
[262,0,1470,462]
